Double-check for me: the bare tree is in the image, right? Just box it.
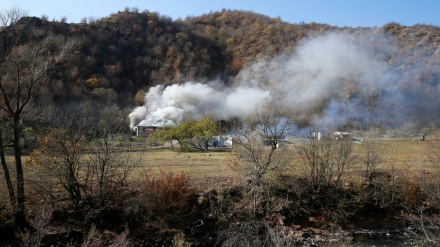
[83,136,139,206]
[0,8,27,27]
[229,104,296,219]
[27,128,84,206]
[230,103,296,186]
[359,135,383,187]
[298,128,354,192]
[0,8,79,229]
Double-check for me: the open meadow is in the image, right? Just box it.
[134,148,232,177]
[1,134,437,203]
[130,136,439,185]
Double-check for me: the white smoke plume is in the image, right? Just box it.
[238,32,401,127]
[130,31,440,130]
[129,80,270,129]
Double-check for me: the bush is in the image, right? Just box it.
[139,170,197,225]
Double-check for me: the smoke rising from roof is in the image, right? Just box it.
[130,31,440,130]
[129,81,270,129]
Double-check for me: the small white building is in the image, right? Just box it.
[194,135,233,148]
[212,135,233,147]
[333,132,351,140]
[312,132,322,140]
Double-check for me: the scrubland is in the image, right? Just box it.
[2,134,439,246]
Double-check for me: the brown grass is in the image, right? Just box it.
[0,137,437,195]
[125,137,439,194]
[132,149,231,178]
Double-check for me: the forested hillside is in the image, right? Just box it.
[2,8,440,127]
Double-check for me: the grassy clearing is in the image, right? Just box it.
[349,139,430,167]
[1,137,436,189]
[131,148,232,180]
[133,138,438,184]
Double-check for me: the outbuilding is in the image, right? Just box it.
[134,120,162,137]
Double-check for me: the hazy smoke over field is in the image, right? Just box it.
[130,31,440,130]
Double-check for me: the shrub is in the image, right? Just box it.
[140,170,196,224]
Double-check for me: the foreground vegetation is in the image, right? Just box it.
[1,127,440,246]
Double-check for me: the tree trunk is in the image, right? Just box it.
[176,138,183,151]
[68,163,81,205]
[13,118,30,230]
[0,130,16,209]
[204,139,209,152]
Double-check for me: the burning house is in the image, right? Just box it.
[134,120,162,137]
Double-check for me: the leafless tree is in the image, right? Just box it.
[229,103,296,219]
[0,8,79,229]
[83,136,139,206]
[359,135,383,187]
[0,8,27,27]
[298,128,355,192]
[230,103,296,185]
[27,128,84,206]
[79,101,137,203]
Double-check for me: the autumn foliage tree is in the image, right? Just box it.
[151,117,219,151]
[191,117,220,151]
[151,121,194,151]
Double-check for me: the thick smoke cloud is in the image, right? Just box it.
[129,80,270,129]
[130,31,440,130]
[238,32,401,127]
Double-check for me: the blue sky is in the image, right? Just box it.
[2,0,440,27]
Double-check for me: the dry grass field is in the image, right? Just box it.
[132,148,233,180]
[137,149,230,174]
[1,135,438,195]
[128,135,440,189]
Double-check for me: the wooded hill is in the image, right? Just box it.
[4,8,440,111]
